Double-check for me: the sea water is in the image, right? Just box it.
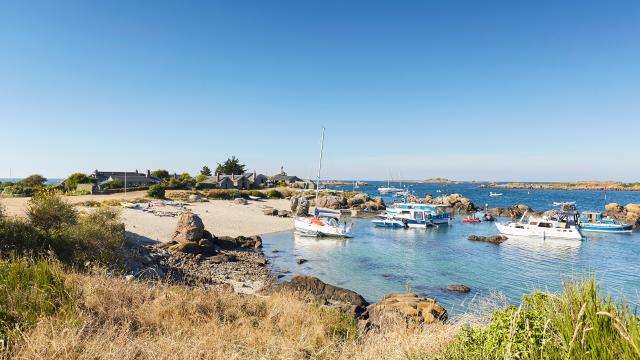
[262,181,640,316]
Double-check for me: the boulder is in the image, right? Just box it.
[625,204,640,215]
[262,275,368,316]
[263,207,278,216]
[296,258,308,264]
[168,241,202,254]
[209,254,237,264]
[605,203,625,218]
[468,234,508,244]
[277,209,292,217]
[447,284,471,293]
[348,193,368,207]
[188,194,201,202]
[233,197,248,205]
[214,235,262,250]
[294,197,310,217]
[316,195,348,210]
[172,212,205,243]
[365,294,447,328]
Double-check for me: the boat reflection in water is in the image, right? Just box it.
[501,235,582,257]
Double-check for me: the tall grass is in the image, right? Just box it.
[0,258,76,346]
[444,277,640,359]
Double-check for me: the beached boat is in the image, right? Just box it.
[489,192,503,197]
[495,211,583,240]
[382,203,452,227]
[579,212,633,233]
[294,127,354,238]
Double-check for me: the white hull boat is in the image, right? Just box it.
[495,211,583,240]
[295,217,353,237]
[489,192,503,197]
[378,186,403,194]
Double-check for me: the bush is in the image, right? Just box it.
[445,278,640,360]
[0,258,76,343]
[26,190,78,233]
[147,185,165,199]
[52,208,125,268]
[103,178,123,190]
[19,174,47,188]
[151,169,170,179]
[267,189,283,199]
[203,189,243,200]
[64,173,93,192]
[0,218,46,254]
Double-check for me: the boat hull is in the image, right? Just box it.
[372,219,405,228]
[495,222,583,240]
[580,224,633,233]
[294,218,353,238]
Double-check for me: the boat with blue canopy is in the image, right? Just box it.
[579,212,634,233]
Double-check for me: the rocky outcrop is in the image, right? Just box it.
[363,294,448,329]
[293,197,310,216]
[172,212,205,243]
[468,234,508,244]
[290,193,386,213]
[262,275,368,316]
[606,203,640,228]
[233,197,248,205]
[486,204,539,218]
[215,235,263,250]
[430,194,476,214]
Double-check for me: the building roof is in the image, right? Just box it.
[273,175,303,182]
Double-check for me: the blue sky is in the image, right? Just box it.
[1,0,638,181]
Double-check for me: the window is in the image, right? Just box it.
[415,212,423,221]
[538,222,552,228]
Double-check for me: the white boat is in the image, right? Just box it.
[495,211,583,240]
[489,192,503,197]
[294,127,354,238]
[371,214,406,228]
[380,203,452,228]
[378,186,403,194]
[553,201,576,207]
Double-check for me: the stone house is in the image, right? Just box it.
[201,171,267,190]
[90,170,161,191]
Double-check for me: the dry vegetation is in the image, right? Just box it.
[5,273,462,360]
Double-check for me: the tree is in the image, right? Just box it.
[20,174,47,188]
[151,169,170,179]
[147,185,165,199]
[200,166,212,176]
[103,179,123,189]
[215,156,246,175]
[64,173,93,191]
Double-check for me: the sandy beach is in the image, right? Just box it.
[1,191,295,241]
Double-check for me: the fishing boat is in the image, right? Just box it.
[463,213,481,223]
[382,203,452,227]
[579,212,633,233]
[489,192,503,197]
[294,127,354,238]
[495,211,583,240]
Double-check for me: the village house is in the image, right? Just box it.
[90,170,161,191]
[201,171,268,190]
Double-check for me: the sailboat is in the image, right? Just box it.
[294,127,354,238]
[378,174,402,194]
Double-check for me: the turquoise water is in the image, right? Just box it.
[262,181,640,316]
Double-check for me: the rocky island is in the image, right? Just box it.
[483,180,640,191]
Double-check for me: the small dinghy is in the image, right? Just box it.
[489,192,503,197]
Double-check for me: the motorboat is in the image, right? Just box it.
[378,186,403,194]
[463,214,481,223]
[371,214,406,228]
[489,192,503,197]
[294,127,354,238]
[553,201,576,207]
[495,211,583,240]
[579,212,633,233]
[382,203,452,227]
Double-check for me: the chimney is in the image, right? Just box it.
[146,170,151,177]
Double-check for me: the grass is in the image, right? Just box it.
[0,258,76,346]
[443,277,640,359]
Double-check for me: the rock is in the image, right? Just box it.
[365,294,448,328]
[290,196,299,212]
[172,212,205,243]
[294,197,310,217]
[447,284,470,293]
[255,257,268,266]
[125,274,135,281]
[347,193,368,208]
[316,195,348,210]
[188,194,201,202]
[263,207,278,216]
[233,197,248,205]
[296,258,308,264]
[202,229,215,241]
[468,234,508,244]
[262,275,368,316]
[214,235,262,250]
[625,204,640,215]
[168,241,202,254]
[209,254,237,264]
[277,209,291,217]
[606,203,625,217]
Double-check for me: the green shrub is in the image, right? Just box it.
[19,174,47,188]
[147,185,165,199]
[202,189,243,200]
[52,208,125,268]
[151,169,170,179]
[26,190,78,233]
[267,189,283,199]
[0,218,46,254]
[64,173,93,192]
[0,258,76,343]
[103,178,123,189]
[241,190,267,199]
[445,278,640,360]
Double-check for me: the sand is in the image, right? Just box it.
[0,191,295,241]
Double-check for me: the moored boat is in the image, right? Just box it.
[579,212,634,233]
[371,214,406,228]
[383,203,452,227]
[495,211,583,240]
[489,192,503,197]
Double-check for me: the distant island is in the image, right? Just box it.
[483,181,640,191]
[323,180,369,186]
[403,178,450,184]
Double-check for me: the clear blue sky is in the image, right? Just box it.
[1,0,638,181]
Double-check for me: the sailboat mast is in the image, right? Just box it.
[315,127,325,208]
